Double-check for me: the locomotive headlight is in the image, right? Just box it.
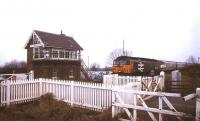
[160,64,166,68]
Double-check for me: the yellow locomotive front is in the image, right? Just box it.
[112,59,133,74]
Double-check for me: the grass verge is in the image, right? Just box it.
[0,93,118,121]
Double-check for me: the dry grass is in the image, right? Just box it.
[180,64,200,82]
[165,64,200,81]
[0,93,118,121]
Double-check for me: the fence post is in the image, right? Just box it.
[196,88,200,121]
[159,96,163,121]
[6,80,10,106]
[103,75,107,86]
[160,71,165,91]
[29,70,34,80]
[39,78,42,96]
[133,95,137,121]
[112,91,116,118]
[112,74,118,86]
[0,80,2,106]
[71,81,74,106]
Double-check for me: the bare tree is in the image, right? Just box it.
[90,63,100,71]
[4,60,26,68]
[186,56,197,64]
[0,60,27,73]
[3,60,18,68]
[106,48,132,67]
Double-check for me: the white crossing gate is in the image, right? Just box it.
[196,88,200,121]
[112,89,194,121]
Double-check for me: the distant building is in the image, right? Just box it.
[25,30,83,80]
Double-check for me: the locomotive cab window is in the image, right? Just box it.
[113,60,128,65]
[113,60,118,65]
[120,60,128,65]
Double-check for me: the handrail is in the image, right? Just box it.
[81,59,91,80]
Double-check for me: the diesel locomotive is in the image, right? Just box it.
[112,56,164,76]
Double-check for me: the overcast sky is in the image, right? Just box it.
[0,0,200,67]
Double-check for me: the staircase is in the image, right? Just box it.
[81,59,91,81]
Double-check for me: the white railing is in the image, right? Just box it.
[0,79,112,112]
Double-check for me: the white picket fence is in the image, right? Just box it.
[0,74,165,112]
[1,74,199,120]
[0,79,112,112]
[103,73,165,91]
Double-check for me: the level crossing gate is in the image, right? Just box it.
[112,88,197,121]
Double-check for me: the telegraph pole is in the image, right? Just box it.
[88,56,89,69]
[123,40,125,56]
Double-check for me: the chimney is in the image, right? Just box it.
[60,30,65,36]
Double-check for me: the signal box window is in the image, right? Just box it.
[59,51,64,58]
[52,69,57,80]
[52,50,58,58]
[34,48,39,59]
[69,69,74,79]
[65,51,69,58]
